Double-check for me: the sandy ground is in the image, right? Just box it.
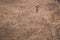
[0,0,60,40]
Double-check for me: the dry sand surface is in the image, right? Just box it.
[0,0,60,40]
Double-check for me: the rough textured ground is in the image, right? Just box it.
[0,0,60,40]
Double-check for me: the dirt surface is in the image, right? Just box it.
[0,0,60,40]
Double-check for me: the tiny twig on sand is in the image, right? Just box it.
[36,4,39,13]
